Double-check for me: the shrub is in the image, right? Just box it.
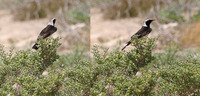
[0,37,61,95]
[152,45,180,67]
[46,46,91,95]
[126,37,156,69]
[145,45,200,95]
[156,56,200,95]
[49,37,156,95]
[0,36,199,95]
[89,37,157,95]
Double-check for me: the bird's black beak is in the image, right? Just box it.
[150,20,155,23]
[53,19,56,25]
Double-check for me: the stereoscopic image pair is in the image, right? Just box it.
[0,0,200,95]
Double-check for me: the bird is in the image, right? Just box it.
[121,19,155,51]
[32,18,57,50]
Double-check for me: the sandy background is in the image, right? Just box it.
[0,10,87,54]
[91,8,164,51]
[0,10,51,51]
[1,7,200,54]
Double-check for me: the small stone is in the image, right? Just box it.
[42,70,49,76]
[136,71,142,77]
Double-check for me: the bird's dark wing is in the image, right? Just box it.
[122,27,152,51]
[38,25,57,40]
[131,27,152,39]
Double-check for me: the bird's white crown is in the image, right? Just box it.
[143,19,154,27]
[48,18,56,26]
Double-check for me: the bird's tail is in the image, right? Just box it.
[32,43,39,50]
[121,41,131,51]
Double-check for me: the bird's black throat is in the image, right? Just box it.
[145,20,153,27]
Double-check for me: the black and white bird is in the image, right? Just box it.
[121,19,155,51]
[32,18,57,50]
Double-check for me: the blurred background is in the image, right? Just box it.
[1,0,200,53]
[91,0,200,51]
[0,0,90,54]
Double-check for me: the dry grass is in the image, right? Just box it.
[0,0,89,23]
[93,0,199,22]
[9,0,64,20]
[179,20,200,48]
[94,0,157,19]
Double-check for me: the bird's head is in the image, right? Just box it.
[143,19,155,27]
[48,18,56,26]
